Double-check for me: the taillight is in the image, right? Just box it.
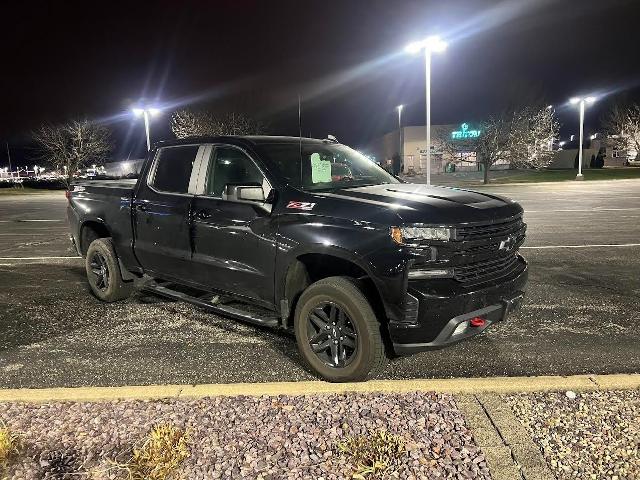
[65,190,72,200]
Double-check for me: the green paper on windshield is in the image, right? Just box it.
[310,153,332,183]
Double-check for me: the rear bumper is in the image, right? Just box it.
[390,255,528,355]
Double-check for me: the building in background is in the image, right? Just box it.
[367,122,510,174]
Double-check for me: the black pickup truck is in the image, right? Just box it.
[67,136,527,382]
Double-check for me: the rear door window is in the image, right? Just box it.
[150,145,199,193]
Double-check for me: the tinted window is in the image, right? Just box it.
[151,145,199,193]
[206,147,264,197]
[256,143,399,192]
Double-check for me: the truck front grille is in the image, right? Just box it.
[456,214,524,241]
[453,253,523,285]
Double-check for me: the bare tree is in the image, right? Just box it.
[171,109,268,138]
[477,115,512,184]
[509,106,559,169]
[603,103,640,160]
[477,106,559,183]
[32,119,112,186]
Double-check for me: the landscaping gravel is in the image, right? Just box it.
[1,392,490,479]
[507,389,640,479]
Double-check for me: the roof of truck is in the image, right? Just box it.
[154,135,338,148]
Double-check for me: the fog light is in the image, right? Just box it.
[452,321,468,336]
[407,268,453,279]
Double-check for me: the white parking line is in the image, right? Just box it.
[0,256,81,260]
[522,243,640,249]
[525,208,640,213]
[0,219,62,222]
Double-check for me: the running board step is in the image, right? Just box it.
[144,282,280,328]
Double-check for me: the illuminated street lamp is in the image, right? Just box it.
[132,106,161,151]
[396,104,404,171]
[405,35,447,185]
[569,96,596,180]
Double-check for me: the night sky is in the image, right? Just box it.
[1,0,639,166]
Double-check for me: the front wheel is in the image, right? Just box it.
[294,276,386,382]
[85,238,133,302]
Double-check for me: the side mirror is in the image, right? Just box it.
[223,184,265,202]
[223,184,272,213]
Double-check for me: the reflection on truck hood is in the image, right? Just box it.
[313,183,522,225]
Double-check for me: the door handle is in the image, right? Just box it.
[136,203,148,212]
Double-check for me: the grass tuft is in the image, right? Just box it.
[0,422,22,476]
[337,428,406,479]
[113,424,191,480]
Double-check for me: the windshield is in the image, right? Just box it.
[256,142,400,191]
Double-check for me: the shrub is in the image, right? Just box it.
[0,422,22,475]
[112,424,190,480]
[337,428,406,479]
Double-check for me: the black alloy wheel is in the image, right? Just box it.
[307,302,358,368]
[89,251,110,291]
[294,276,386,382]
[85,237,133,302]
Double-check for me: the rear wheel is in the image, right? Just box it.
[294,276,386,382]
[85,238,133,302]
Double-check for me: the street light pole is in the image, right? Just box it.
[396,105,403,168]
[425,49,432,185]
[405,35,447,186]
[577,100,585,180]
[546,105,554,151]
[133,106,161,151]
[569,96,596,181]
[143,110,151,151]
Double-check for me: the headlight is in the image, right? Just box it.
[390,226,452,245]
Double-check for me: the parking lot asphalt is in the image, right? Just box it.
[0,180,639,388]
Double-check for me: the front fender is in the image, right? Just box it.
[274,215,411,322]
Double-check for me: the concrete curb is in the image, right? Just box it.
[456,393,556,480]
[0,373,638,403]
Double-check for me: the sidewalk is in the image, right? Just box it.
[0,374,638,479]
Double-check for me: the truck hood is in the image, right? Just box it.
[312,183,522,225]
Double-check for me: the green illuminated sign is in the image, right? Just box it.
[451,123,481,140]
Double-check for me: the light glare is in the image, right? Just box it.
[569,97,580,105]
[132,108,144,116]
[404,41,423,55]
[425,35,447,52]
[404,35,447,55]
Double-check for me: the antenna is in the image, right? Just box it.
[298,94,302,140]
[298,93,303,186]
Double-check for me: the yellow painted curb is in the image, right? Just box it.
[0,385,183,403]
[0,374,638,403]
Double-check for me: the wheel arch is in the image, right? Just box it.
[280,248,386,330]
[79,219,112,256]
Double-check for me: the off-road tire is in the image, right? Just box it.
[294,276,386,382]
[85,237,133,302]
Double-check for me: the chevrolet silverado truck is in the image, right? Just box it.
[67,136,527,382]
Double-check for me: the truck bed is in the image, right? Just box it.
[72,178,138,195]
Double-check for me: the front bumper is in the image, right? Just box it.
[390,255,528,355]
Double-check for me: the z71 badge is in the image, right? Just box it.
[286,201,316,211]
